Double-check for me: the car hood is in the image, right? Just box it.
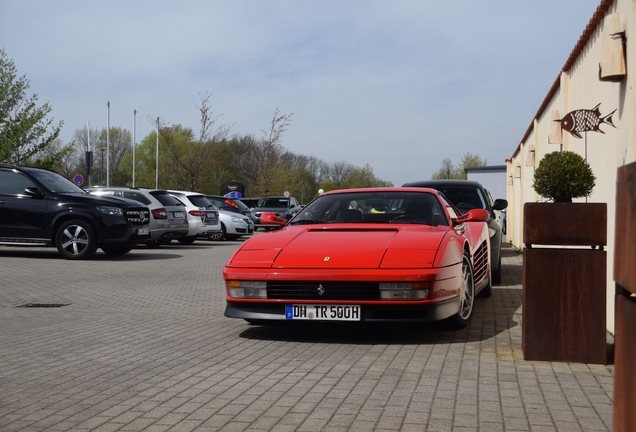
[67,192,143,208]
[227,226,448,269]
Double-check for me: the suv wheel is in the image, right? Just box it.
[55,220,98,260]
[209,224,226,241]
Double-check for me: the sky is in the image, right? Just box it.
[1,0,602,188]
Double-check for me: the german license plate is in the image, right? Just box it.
[137,228,149,235]
[286,304,360,321]
[173,212,185,218]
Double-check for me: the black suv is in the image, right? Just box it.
[0,164,150,259]
[403,180,508,285]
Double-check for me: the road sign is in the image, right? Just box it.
[74,174,84,186]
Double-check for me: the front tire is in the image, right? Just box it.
[55,219,98,260]
[209,224,226,241]
[446,253,475,329]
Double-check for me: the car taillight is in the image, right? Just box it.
[189,210,206,217]
[152,208,168,219]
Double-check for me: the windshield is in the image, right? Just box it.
[258,197,290,208]
[29,170,86,194]
[208,197,250,213]
[188,195,217,209]
[289,191,449,226]
[436,186,486,213]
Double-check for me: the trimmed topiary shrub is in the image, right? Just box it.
[532,151,596,202]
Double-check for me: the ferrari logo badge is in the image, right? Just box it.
[324,256,330,261]
[317,284,325,296]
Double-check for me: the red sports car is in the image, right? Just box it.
[223,187,492,328]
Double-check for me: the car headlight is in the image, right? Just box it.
[231,216,245,223]
[226,281,267,298]
[97,206,124,216]
[379,282,429,300]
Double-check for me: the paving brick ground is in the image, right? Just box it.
[0,241,613,431]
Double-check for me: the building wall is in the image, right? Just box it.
[506,0,635,333]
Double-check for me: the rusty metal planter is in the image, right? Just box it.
[613,161,636,431]
[522,202,607,364]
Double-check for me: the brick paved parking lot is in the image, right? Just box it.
[0,241,613,431]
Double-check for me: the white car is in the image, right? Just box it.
[209,209,254,241]
[206,195,254,241]
[166,190,221,244]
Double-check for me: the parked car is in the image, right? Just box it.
[223,187,491,328]
[0,164,150,259]
[86,187,189,247]
[239,198,261,209]
[206,195,252,217]
[205,196,254,240]
[166,190,220,244]
[402,179,508,284]
[250,196,303,230]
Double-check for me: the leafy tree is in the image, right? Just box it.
[96,126,132,186]
[431,157,461,179]
[431,152,487,180]
[0,49,66,166]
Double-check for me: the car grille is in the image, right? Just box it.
[125,208,150,225]
[473,241,489,283]
[267,281,379,300]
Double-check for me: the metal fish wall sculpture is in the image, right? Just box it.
[557,103,616,139]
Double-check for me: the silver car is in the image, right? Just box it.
[205,196,254,240]
[167,190,221,244]
[86,187,189,247]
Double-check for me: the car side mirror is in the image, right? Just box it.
[455,209,489,224]
[260,212,287,226]
[492,199,508,211]
[24,187,44,198]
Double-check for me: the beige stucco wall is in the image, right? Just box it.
[507,0,636,333]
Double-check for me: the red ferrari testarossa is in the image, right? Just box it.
[223,187,491,328]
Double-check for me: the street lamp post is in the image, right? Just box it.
[101,148,106,186]
[133,109,137,187]
[156,117,159,189]
[106,101,110,187]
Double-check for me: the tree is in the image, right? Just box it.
[97,126,132,186]
[134,93,230,191]
[0,49,65,165]
[431,157,458,179]
[431,152,487,180]
[252,108,293,197]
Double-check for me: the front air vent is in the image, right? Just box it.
[267,281,379,300]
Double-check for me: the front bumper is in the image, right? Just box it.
[225,298,460,323]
